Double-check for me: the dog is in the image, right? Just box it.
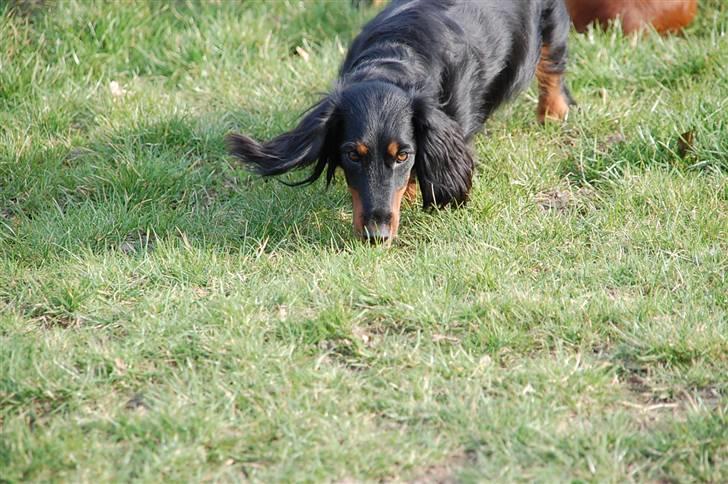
[227,0,573,243]
[565,0,698,35]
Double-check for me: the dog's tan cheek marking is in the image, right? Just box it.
[355,142,369,157]
[536,44,570,123]
[387,141,399,159]
[403,172,417,203]
[348,187,365,236]
[389,183,408,238]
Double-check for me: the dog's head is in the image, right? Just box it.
[226,81,473,243]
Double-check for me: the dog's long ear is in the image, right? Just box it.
[412,97,474,208]
[226,95,340,186]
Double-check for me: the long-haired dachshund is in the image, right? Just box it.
[227,0,573,243]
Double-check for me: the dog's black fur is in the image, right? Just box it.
[227,0,573,241]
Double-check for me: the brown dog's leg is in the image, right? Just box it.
[536,45,570,123]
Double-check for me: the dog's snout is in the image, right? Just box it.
[363,209,393,243]
[363,223,392,244]
[369,209,392,225]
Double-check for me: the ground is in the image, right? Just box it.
[0,0,726,482]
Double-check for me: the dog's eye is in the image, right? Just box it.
[347,151,360,162]
[396,151,409,163]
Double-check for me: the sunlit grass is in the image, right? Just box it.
[1,0,726,481]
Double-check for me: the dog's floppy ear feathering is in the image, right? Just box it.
[226,94,341,186]
[412,96,474,209]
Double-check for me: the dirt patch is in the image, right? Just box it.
[32,306,85,329]
[535,185,597,213]
[352,325,380,348]
[600,133,627,151]
[677,130,696,159]
[63,147,95,165]
[199,176,239,208]
[431,333,461,344]
[590,340,615,358]
[618,372,725,429]
[119,230,155,255]
[4,0,46,15]
[407,450,476,484]
[624,374,723,410]
[314,337,372,373]
[125,393,149,415]
[535,189,571,212]
[0,207,16,231]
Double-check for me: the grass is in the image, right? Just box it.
[1,0,726,481]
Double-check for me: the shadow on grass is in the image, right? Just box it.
[558,118,727,187]
[1,109,359,264]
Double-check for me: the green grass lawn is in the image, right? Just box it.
[1,0,726,481]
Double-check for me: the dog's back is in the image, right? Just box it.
[341,0,566,138]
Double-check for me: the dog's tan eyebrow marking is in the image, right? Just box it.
[387,141,399,158]
[355,142,369,156]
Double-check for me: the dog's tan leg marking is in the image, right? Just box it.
[536,45,570,123]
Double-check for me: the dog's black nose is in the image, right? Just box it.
[363,223,391,244]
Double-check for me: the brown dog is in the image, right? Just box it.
[565,0,698,34]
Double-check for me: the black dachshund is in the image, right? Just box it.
[227,0,573,243]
